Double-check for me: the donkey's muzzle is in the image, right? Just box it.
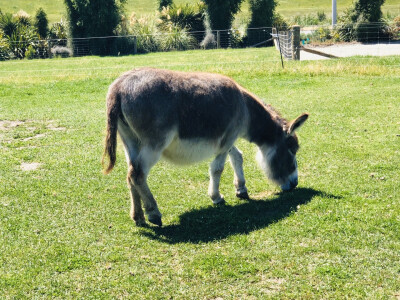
[281,177,298,191]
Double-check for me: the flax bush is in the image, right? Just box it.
[0,32,10,60]
[129,13,161,53]
[159,24,197,51]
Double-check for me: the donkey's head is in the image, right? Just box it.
[257,113,309,191]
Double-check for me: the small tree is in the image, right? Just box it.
[203,0,243,31]
[158,0,173,11]
[247,0,277,46]
[352,0,385,23]
[203,0,243,48]
[34,8,48,39]
[336,0,387,42]
[64,0,126,55]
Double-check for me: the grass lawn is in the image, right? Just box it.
[0,48,399,298]
[2,0,399,23]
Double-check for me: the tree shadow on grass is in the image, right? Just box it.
[140,188,340,244]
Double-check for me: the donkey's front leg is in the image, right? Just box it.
[128,147,163,226]
[228,146,249,199]
[208,152,228,204]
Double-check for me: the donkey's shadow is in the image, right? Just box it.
[140,188,339,244]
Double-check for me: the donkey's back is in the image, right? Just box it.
[107,68,248,165]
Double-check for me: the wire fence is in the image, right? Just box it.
[1,22,399,61]
[272,30,293,59]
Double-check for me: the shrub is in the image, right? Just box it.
[0,32,10,60]
[248,0,276,28]
[311,26,332,42]
[49,21,68,47]
[203,0,243,31]
[229,28,244,48]
[247,0,277,46]
[7,25,37,59]
[158,0,173,11]
[159,3,206,32]
[64,0,126,55]
[158,3,206,44]
[0,12,18,37]
[34,8,48,39]
[159,24,197,51]
[273,13,289,30]
[335,0,388,42]
[317,11,327,22]
[353,0,385,23]
[390,16,400,39]
[129,13,161,53]
[25,44,36,59]
[14,10,31,27]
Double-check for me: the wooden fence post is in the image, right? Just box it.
[217,31,220,49]
[272,28,278,50]
[292,25,300,60]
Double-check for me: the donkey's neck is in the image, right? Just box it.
[241,89,286,146]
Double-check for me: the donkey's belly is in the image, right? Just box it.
[162,138,221,165]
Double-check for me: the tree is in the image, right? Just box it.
[64,0,126,55]
[203,0,243,31]
[247,0,277,46]
[158,0,173,11]
[34,8,48,39]
[248,0,276,29]
[352,0,385,23]
[336,0,386,42]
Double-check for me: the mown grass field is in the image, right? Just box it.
[1,49,400,298]
[2,0,400,23]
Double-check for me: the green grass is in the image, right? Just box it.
[1,49,400,298]
[2,0,399,23]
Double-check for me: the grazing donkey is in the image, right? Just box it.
[103,68,308,226]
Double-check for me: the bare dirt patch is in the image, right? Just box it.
[20,162,42,171]
[22,133,46,142]
[0,120,25,130]
[0,120,66,146]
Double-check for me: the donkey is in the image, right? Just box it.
[102,68,308,227]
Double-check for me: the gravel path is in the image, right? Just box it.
[300,41,400,60]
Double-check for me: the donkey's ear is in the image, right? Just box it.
[288,113,309,136]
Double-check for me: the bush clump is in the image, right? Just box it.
[335,0,388,42]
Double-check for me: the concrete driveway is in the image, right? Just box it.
[300,41,400,60]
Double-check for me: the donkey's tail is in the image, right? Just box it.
[102,84,121,174]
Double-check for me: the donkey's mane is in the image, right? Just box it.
[265,103,288,129]
[239,86,288,130]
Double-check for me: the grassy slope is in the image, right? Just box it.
[1,0,399,23]
[0,49,399,298]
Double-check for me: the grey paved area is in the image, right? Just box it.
[300,41,400,60]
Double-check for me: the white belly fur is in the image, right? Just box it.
[162,137,221,165]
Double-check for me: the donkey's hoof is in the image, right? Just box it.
[212,195,225,205]
[148,215,163,227]
[134,218,147,227]
[236,191,249,199]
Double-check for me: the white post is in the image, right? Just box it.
[332,0,337,27]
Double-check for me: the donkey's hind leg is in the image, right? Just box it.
[119,122,146,226]
[208,152,229,204]
[228,146,249,199]
[129,146,163,226]
[126,171,146,226]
